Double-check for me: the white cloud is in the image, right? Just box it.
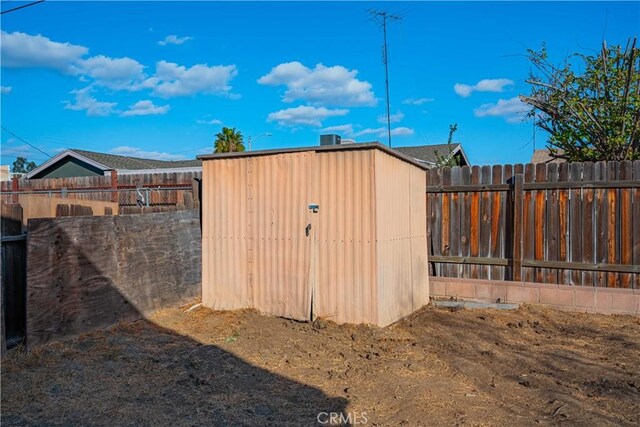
[1,31,239,97]
[390,127,415,136]
[1,86,12,94]
[121,100,170,117]
[196,118,223,125]
[454,78,514,97]
[474,96,530,123]
[355,127,414,138]
[79,55,145,90]
[0,30,88,72]
[267,105,349,127]
[158,35,193,46]
[402,97,433,105]
[144,60,238,97]
[1,143,35,157]
[377,111,404,124]
[110,146,187,161]
[320,124,354,136]
[258,61,376,107]
[64,87,117,117]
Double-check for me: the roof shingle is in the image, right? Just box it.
[71,149,202,170]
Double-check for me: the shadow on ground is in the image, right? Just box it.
[2,218,348,426]
[2,319,349,426]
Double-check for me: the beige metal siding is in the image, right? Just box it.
[202,153,314,321]
[374,150,428,326]
[314,150,378,324]
[249,153,314,321]
[409,165,429,309]
[202,158,251,310]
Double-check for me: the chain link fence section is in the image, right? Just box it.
[0,186,199,214]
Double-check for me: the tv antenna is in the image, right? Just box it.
[368,9,402,147]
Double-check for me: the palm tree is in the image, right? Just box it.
[214,127,245,153]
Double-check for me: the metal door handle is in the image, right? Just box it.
[305,223,312,236]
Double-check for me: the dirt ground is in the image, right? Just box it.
[2,303,639,426]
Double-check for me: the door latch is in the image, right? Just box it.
[305,223,312,236]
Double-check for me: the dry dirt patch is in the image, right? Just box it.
[2,304,639,426]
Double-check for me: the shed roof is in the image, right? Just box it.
[197,142,429,170]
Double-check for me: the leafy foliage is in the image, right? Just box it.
[521,38,640,162]
[435,124,461,167]
[12,156,36,174]
[214,127,245,153]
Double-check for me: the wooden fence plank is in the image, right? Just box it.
[470,166,481,279]
[512,173,524,281]
[546,163,559,284]
[502,164,514,280]
[633,161,640,289]
[607,162,619,287]
[429,168,443,276]
[479,165,492,280]
[425,169,432,276]
[619,161,633,288]
[490,165,504,280]
[460,166,471,278]
[441,167,452,277]
[582,163,595,286]
[523,164,536,282]
[594,162,608,287]
[569,163,583,285]
[534,163,547,283]
[449,167,462,278]
[558,163,570,285]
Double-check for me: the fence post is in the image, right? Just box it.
[11,175,18,203]
[110,170,118,203]
[512,174,524,281]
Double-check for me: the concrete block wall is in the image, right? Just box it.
[430,277,639,316]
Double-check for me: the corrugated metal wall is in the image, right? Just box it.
[201,146,428,326]
[202,153,314,321]
[314,150,378,324]
[249,153,314,321]
[375,150,428,326]
[202,158,251,310]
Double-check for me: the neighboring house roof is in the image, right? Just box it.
[393,143,470,167]
[70,149,202,170]
[531,149,566,164]
[25,149,202,179]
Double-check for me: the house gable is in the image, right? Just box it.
[29,156,107,179]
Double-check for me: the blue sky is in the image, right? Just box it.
[1,1,639,167]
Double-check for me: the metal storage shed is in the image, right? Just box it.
[198,143,429,327]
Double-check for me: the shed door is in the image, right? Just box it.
[249,153,316,321]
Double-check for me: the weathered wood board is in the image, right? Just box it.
[426,160,639,288]
[18,194,119,226]
[26,210,201,348]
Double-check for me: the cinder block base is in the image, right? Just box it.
[429,277,638,316]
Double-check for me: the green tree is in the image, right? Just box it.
[213,127,245,153]
[521,38,640,162]
[435,123,461,167]
[12,156,36,174]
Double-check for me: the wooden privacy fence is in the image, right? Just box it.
[426,160,640,288]
[1,170,202,210]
